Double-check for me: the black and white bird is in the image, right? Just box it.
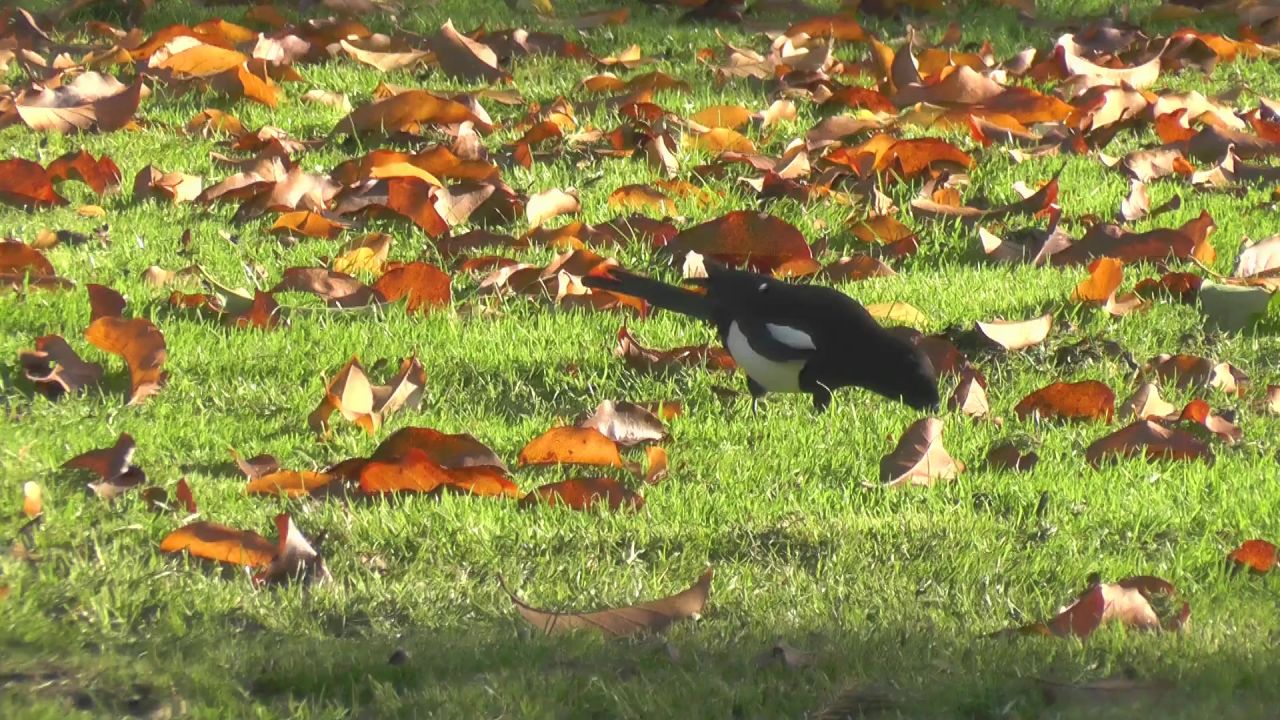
[583,261,940,412]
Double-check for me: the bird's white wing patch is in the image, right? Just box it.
[765,323,817,350]
[727,322,804,393]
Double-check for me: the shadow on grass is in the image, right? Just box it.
[15,616,1261,719]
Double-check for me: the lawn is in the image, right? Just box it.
[3,0,1280,717]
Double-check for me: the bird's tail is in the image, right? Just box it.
[582,267,714,321]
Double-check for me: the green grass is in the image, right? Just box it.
[3,0,1280,717]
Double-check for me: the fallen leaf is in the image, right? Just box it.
[14,74,143,133]
[245,470,340,498]
[947,367,989,418]
[230,448,280,480]
[371,427,507,469]
[1006,574,1189,638]
[1053,211,1216,266]
[510,568,712,637]
[333,89,486,136]
[576,400,667,446]
[661,210,811,272]
[253,513,331,584]
[1229,539,1277,573]
[18,335,104,400]
[644,445,669,485]
[1085,419,1213,466]
[62,433,146,499]
[371,261,452,313]
[986,441,1039,472]
[613,326,736,374]
[1142,353,1247,394]
[84,314,168,405]
[1071,257,1125,303]
[520,477,644,511]
[133,165,202,205]
[426,19,510,83]
[527,187,580,227]
[358,448,517,497]
[45,150,122,194]
[880,417,964,487]
[270,210,347,239]
[307,356,378,435]
[975,314,1053,351]
[0,158,67,208]
[518,426,624,468]
[1015,380,1115,422]
[159,521,276,567]
[1119,383,1177,420]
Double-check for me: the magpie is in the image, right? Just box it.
[583,261,940,412]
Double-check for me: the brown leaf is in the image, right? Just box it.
[62,432,146,499]
[614,326,736,374]
[1084,419,1213,466]
[1071,257,1124,304]
[230,448,280,480]
[270,267,376,306]
[1053,211,1216,267]
[246,470,340,498]
[527,187,580,227]
[947,367,989,419]
[0,158,66,208]
[1142,354,1247,394]
[1058,35,1164,90]
[518,426,625,468]
[371,427,506,469]
[511,568,712,637]
[576,400,668,446]
[662,210,812,272]
[1015,381,1115,422]
[975,314,1053,351]
[333,90,486,136]
[986,441,1039,472]
[133,165,202,204]
[84,315,167,405]
[358,448,517,497]
[338,38,430,72]
[371,261,452,313]
[14,74,143,133]
[1233,235,1280,278]
[1119,383,1178,421]
[1007,575,1188,638]
[520,477,644,511]
[18,335,103,400]
[159,521,276,567]
[879,417,964,487]
[644,445,670,485]
[427,19,510,83]
[253,513,330,585]
[308,356,378,435]
[1229,539,1277,573]
[45,150,121,195]
[270,210,347,239]
[1266,385,1280,416]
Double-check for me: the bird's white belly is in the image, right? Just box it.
[726,321,806,393]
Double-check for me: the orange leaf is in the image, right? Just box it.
[662,210,812,273]
[0,159,66,208]
[359,448,517,497]
[520,477,644,511]
[1014,380,1116,422]
[1071,257,1125,303]
[45,150,121,194]
[159,521,276,567]
[333,90,485,136]
[22,481,41,518]
[372,427,507,469]
[270,210,347,239]
[84,316,168,404]
[246,470,339,498]
[372,261,452,313]
[1229,539,1277,573]
[518,427,625,468]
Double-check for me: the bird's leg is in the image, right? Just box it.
[811,387,832,413]
[746,377,766,416]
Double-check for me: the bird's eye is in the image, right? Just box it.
[757,282,769,293]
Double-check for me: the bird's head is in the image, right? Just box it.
[859,336,941,411]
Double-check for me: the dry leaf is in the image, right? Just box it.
[879,417,964,487]
[511,568,712,637]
